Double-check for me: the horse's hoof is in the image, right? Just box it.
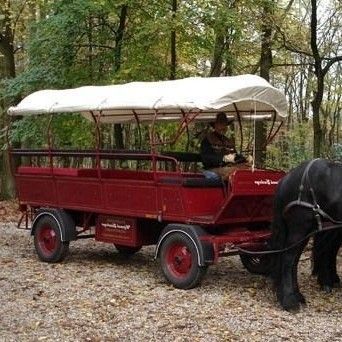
[297,293,306,305]
[333,275,340,288]
[283,303,300,313]
[281,295,300,312]
[321,285,333,293]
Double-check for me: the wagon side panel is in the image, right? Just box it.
[15,175,57,206]
[214,169,285,224]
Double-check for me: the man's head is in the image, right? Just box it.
[214,112,233,134]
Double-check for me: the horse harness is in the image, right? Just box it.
[283,158,342,231]
[237,159,342,256]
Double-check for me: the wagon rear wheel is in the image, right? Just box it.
[240,254,272,276]
[34,215,69,262]
[160,233,207,289]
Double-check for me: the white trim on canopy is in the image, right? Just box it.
[8,74,288,123]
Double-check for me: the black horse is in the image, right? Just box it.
[271,159,342,311]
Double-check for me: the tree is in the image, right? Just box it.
[278,0,342,156]
[170,0,177,80]
[255,0,275,167]
[0,0,34,198]
[309,0,342,156]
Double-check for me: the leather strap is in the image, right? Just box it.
[283,159,342,230]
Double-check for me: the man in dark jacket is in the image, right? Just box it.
[200,112,245,179]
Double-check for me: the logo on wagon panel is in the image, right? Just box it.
[254,179,279,186]
[102,223,131,230]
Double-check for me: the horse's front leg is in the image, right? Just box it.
[293,244,307,304]
[278,242,307,311]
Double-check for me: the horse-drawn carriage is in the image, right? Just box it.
[8,75,288,289]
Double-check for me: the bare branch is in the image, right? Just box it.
[272,62,314,67]
[75,44,115,50]
[275,24,313,58]
[323,55,342,75]
[13,0,29,36]
[310,0,321,70]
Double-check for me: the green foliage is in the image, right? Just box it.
[10,116,50,148]
[266,122,314,170]
[27,0,114,87]
[330,144,342,161]
[10,114,94,149]
[1,0,341,176]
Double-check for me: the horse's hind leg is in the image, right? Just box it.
[313,232,332,291]
[329,231,342,288]
[314,231,342,292]
[312,235,321,276]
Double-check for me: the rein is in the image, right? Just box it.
[236,222,342,255]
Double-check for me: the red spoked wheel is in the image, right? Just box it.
[160,232,207,289]
[34,215,69,262]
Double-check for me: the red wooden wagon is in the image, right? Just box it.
[8,75,287,288]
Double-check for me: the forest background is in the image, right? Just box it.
[0,0,341,199]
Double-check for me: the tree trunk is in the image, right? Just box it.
[170,0,177,80]
[113,5,128,149]
[114,124,124,149]
[310,0,323,157]
[113,5,128,73]
[0,2,16,198]
[0,9,16,78]
[0,44,16,78]
[311,74,324,156]
[309,0,342,156]
[210,33,225,77]
[256,1,274,167]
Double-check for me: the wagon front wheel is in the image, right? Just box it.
[160,233,207,289]
[34,215,69,263]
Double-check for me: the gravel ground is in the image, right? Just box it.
[0,221,341,342]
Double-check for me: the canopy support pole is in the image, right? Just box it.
[181,109,190,152]
[267,121,283,145]
[252,101,257,172]
[150,110,158,173]
[91,111,102,179]
[132,110,142,150]
[233,103,243,154]
[47,115,54,174]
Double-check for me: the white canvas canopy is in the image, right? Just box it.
[8,74,288,123]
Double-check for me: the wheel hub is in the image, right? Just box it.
[38,225,57,253]
[168,244,192,277]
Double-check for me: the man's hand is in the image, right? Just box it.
[223,153,236,163]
